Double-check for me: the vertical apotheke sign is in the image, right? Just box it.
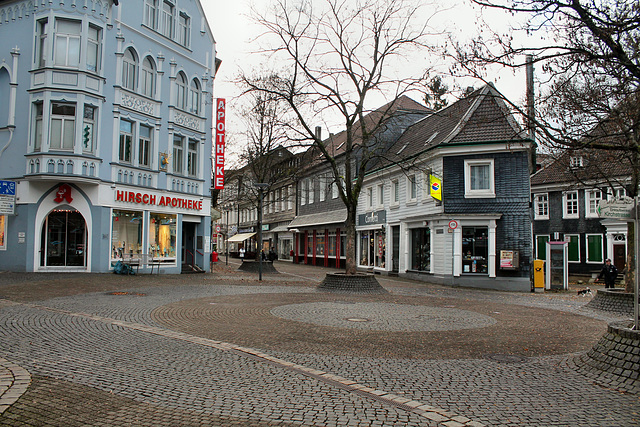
[214,98,226,189]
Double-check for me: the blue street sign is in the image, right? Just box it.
[0,180,16,196]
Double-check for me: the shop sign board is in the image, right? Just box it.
[0,180,16,215]
[357,210,386,226]
[597,197,635,219]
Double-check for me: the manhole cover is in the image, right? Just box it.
[484,354,529,364]
[346,318,370,322]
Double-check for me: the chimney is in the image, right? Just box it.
[315,126,322,142]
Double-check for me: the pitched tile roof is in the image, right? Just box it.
[380,84,527,167]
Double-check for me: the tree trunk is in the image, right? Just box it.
[626,220,635,294]
[344,211,357,275]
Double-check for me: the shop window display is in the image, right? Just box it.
[359,230,386,268]
[411,228,430,271]
[149,213,177,261]
[111,209,143,261]
[462,226,488,274]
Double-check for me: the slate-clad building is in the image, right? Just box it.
[0,0,217,273]
[358,84,533,290]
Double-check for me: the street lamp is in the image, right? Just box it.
[254,183,269,281]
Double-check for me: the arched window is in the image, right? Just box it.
[66,160,74,174]
[141,56,156,98]
[48,159,55,173]
[89,163,95,176]
[82,161,88,175]
[57,160,65,174]
[176,72,187,110]
[122,48,138,91]
[189,78,200,115]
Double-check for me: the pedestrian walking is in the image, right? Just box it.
[239,247,245,260]
[596,258,618,289]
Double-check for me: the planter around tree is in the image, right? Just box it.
[317,272,388,294]
[585,288,637,315]
[238,259,279,274]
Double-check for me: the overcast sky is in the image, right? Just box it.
[202,0,531,162]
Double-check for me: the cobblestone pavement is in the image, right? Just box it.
[0,261,638,426]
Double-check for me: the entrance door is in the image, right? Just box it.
[613,244,626,272]
[41,210,86,267]
[182,222,196,265]
[392,226,400,274]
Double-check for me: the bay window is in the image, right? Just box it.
[54,19,81,68]
[82,105,96,154]
[50,103,76,151]
[87,24,102,72]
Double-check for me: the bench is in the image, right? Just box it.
[122,254,161,274]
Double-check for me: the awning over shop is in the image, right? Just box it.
[269,225,291,233]
[288,209,347,229]
[227,232,256,243]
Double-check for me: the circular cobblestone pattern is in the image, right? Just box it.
[152,293,607,359]
[271,302,497,331]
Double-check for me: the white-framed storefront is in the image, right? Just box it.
[399,215,500,279]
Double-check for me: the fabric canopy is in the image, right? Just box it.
[227,232,256,243]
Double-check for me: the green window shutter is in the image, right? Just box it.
[588,235,603,263]
[536,235,549,260]
[567,235,579,262]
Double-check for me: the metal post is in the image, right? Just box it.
[258,188,263,281]
[225,209,229,266]
[254,183,268,282]
[634,196,639,330]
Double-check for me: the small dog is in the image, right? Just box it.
[577,287,593,297]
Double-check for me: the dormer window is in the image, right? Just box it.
[569,156,584,168]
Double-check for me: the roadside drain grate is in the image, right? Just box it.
[484,353,529,364]
[107,291,146,296]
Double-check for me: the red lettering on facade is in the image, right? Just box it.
[149,195,156,205]
[214,98,226,190]
[116,190,125,201]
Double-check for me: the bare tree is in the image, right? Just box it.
[240,0,438,274]
[449,0,639,291]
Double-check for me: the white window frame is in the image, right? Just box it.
[144,0,159,29]
[562,190,579,218]
[161,0,175,39]
[377,183,384,208]
[565,234,580,263]
[141,57,156,98]
[178,12,190,47]
[87,24,102,73]
[319,175,326,202]
[534,193,549,220]
[119,119,134,163]
[366,187,373,209]
[172,135,184,174]
[585,189,603,218]
[288,185,294,210]
[82,105,97,154]
[138,124,152,168]
[407,174,417,203]
[464,159,495,198]
[586,234,604,264]
[391,179,399,206]
[36,18,48,68]
[187,139,198,177]
[50,102,76,151]
[308,179,314,204]
[535,234,550,260]
[33,102,43,152]
[301,180,308,206]
[189,78,200,115]
[53,19,81,68]
[176,72,187,110]
[122,48,138,91]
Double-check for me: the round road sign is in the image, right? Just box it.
[448,220,458,230]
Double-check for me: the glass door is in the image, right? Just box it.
[41,210,86,267]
